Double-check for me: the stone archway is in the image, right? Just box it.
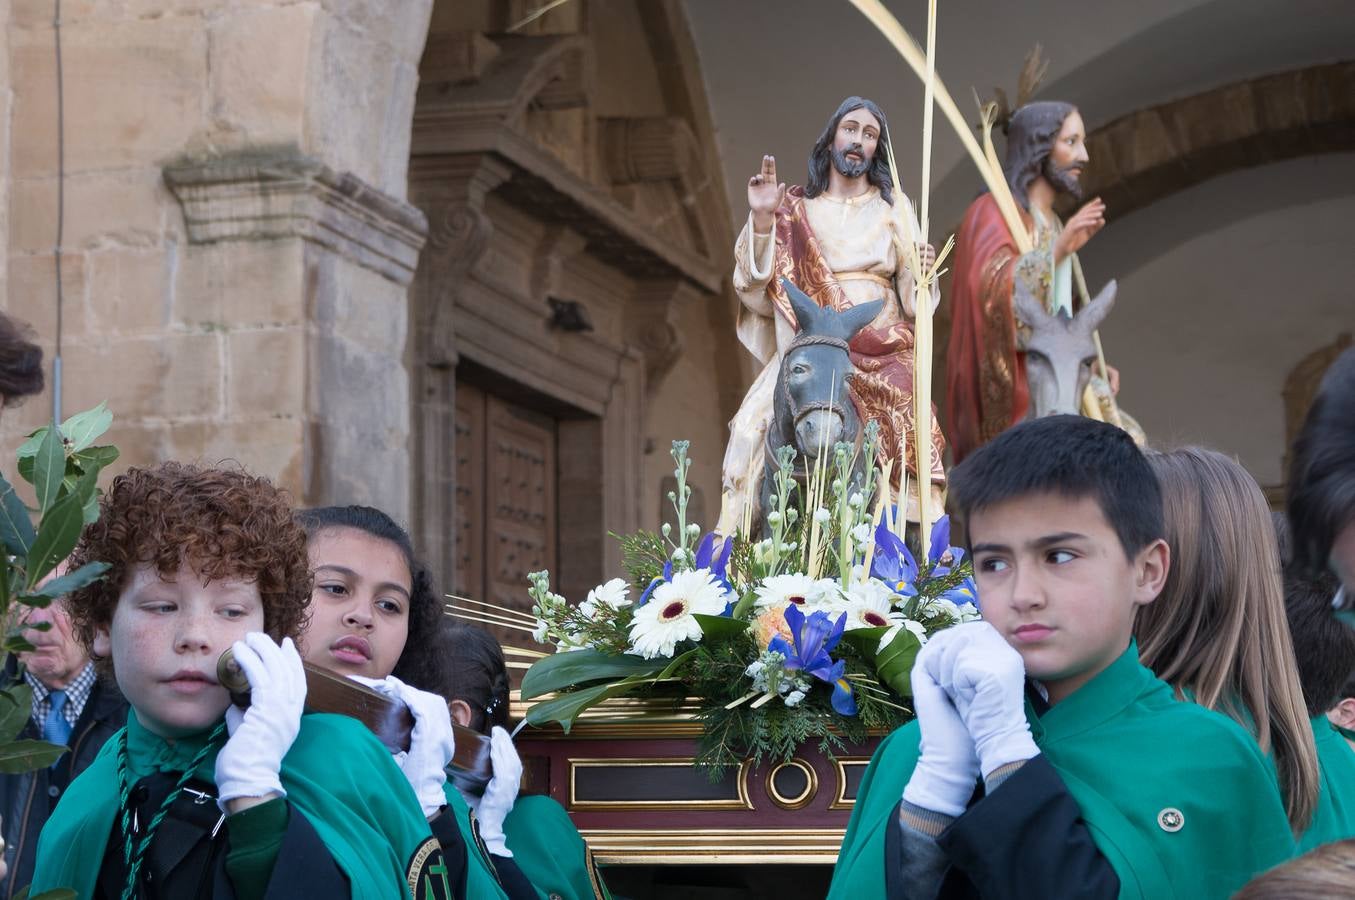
[1069,61,1355,219]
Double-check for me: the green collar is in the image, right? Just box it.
[124,709,223,782]
[1028,640,1157,743]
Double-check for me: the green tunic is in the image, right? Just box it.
[504,795,612,900]
[440,782,513,899]
[1298,715,1355,851]
[32,710,442,900]
[828,642,1295,900]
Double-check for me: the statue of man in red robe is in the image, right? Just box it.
[945,101,1116,462]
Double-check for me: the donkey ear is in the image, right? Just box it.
[1075,279,1117,336]
[836,299,885,340]
[1011,276,1050,330]
[782,279,819,333]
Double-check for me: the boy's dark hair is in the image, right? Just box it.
[410,623,510,735]
[0,311,44,406]
[1288,348,1355,577]
[67,462,312,669]
[1277,512,1355,717]
[1284,567,1355,717]
[295,505,440,684]
[949,415,1164,559]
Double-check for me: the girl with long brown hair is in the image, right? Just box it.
[1138,446,1319,835]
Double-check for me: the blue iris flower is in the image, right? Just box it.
[927,515,967,576]
[942,575,980,610]
[870,520,919,597]
[768,605,857,716]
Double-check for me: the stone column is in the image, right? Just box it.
[2,0,435,526]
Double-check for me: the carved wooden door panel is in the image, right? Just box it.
[453,383,557,654]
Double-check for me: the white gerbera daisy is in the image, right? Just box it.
[628,569,730,659]
[753,573,834,611]
[839,583,905,632]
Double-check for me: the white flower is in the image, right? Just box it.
[850,523,872,545]
[753,573,834,612]
[877,618,929,654]
[919,596,981,624]
[531,619,549,644]
[784,689,806,707]
[586,577,631,611]
[627,569,730,659]
[813,507,832,525]
[838,583,905,632]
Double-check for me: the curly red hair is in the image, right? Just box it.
[66,461,312,666]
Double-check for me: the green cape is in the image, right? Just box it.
[504,795,612,900]
[1299,715,1355,852]
[828,643,1295,900]
[32,710,437,900]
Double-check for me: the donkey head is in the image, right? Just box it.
[1013,277,1117,419]
[779,279,884,458]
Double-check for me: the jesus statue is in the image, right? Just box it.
[717,96,946,535]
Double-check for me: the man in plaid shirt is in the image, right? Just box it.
[0,589,127,898]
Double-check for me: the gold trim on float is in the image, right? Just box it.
[568,757,753,811]
[829,757,872,810]
[579,828,846,865]
[766,758,817,810]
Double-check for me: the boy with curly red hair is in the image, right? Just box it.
[29,462,455,900]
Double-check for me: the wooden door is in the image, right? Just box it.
[453,383,557,655]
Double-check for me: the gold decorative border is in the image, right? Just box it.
[568,757,753,811]
[580,828,846,865]
[766,758,817,810]
[829,757,872,810]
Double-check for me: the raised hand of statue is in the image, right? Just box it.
[1054,197,1105,263]
[748,155,786,234]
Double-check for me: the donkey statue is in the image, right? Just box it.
[758,279,884,536]
[1012,276,1119,418]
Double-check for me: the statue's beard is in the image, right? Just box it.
[832,144,871,179]
[1043,157,1084,200]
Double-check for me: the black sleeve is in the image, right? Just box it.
[488,853,540,900]
[884,802,981,900]
[259,807,351,900]
[936,756,1119,900]
[429,808,472,900]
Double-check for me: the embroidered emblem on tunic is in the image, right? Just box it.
[407,835,453,899]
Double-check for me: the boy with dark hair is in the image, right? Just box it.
[829,416,1294,899]
[29,462,454,899]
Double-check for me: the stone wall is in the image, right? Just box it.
[2,0,433,523]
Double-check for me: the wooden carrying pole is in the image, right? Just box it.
[218,650,493,792]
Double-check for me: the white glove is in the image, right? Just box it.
[901,649,980,817]
[215,634,306,810]
[349,674,455,818]
[471,727,522,857]
[926,621,1040,778]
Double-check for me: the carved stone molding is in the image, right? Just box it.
[164,148,429,286]
[599,116,700,185]
[410,154,513,368]
[627,278,703,392]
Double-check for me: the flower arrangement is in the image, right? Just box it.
[509,430,978,774]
